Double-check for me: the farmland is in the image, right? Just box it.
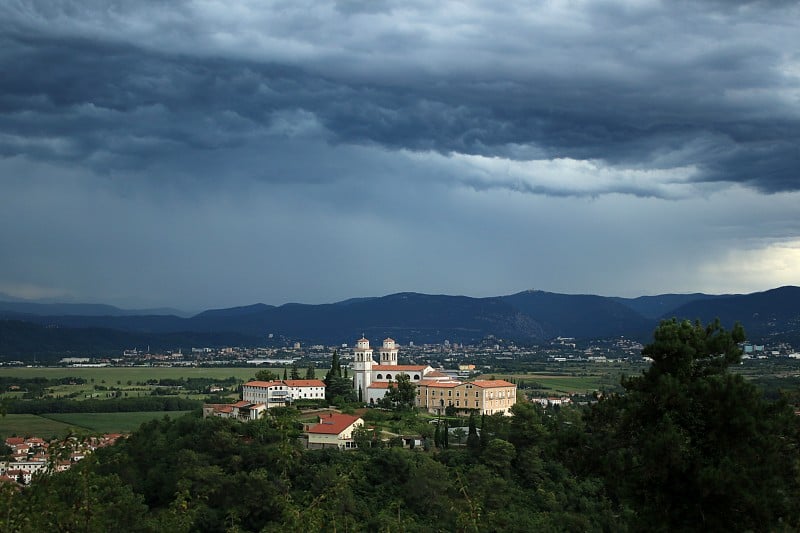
[0,366,266,384]
[0,414,80,440]
[42,411,193,434]
[0,412,192,439]
[0,366,329,404]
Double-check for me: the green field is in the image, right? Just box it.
[0,367,261,382]
[0,411,193,439]
[41,411,192,433]
[0,414,82,439]
[479,371,624,395]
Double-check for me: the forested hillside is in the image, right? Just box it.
[2,320,798,532]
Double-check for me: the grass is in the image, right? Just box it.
[477,369,626,394]
[0,414,81,439]
[41,411,192,434]
[0,367,262,383]
[0,412,194,439]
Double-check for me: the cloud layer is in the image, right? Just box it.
[0,0,798,308]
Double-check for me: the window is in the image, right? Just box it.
[414,374,420,380]
[376,374,383,379]
[386,374,392,380]
[448,390,452,396]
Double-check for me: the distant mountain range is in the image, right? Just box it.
[1,286,798,359]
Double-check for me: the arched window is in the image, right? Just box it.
[386,374,392,380]
[376,374,383,379]
[413,374,420,380]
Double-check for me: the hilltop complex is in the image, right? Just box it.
[351,336,517,416]
[206,335,516,422]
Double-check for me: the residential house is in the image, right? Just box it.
[305,412,364,450]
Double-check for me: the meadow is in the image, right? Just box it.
[41,411,193,434]
[0,414,80,440]
[479,363,638,395]
[0,412,192,439]
[0,366,263,383]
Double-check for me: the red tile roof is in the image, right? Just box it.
[372,365,428,372]
[283,379,326,388]
[306,413,362,435]
[418,380,460,388]
[243,380,284,388]
[367,382,398,389]
[472,380,516,388]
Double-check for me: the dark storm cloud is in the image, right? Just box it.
[1,0,798,197]
[1,0,799,308]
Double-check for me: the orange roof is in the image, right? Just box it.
[306,413,362,435]
[424,370,449,378]
[372,365,427,372]
[418,380,460,388]
[283,379,326,388]
[472,380,516,388]
[5,437,24,446]
[367,382,398,389]
[244,380,284,388]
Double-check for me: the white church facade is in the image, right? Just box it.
[350,336,439,404]
[350,336,516,415]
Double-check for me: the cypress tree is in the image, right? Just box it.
[467,411,480,451]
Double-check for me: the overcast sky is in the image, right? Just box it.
[1,0,799,310]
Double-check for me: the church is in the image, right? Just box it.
[350,336,438,404]
[350,336,517,415]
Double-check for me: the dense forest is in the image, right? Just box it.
[1,319,799,532]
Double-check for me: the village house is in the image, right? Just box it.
[304,412,364,450]
[1,434,124,486]
[203,400,268,421]
[205,378,327,420]
[241,379,326,405]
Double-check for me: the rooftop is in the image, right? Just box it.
[306,413,363,435]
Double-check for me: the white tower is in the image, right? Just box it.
[379,338,399,366]
[351,335,374,397]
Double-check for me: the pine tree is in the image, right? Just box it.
[585,318,800,531]
[290,363,301,380]
[305,364,315,380]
